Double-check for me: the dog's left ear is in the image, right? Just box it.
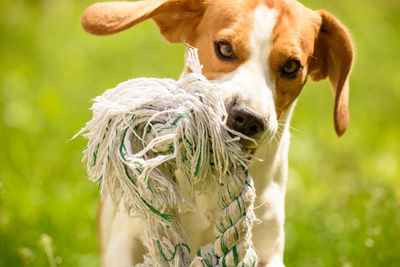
[308,10,355,137]
[81,0,207,43]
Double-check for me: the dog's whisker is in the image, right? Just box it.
[254,199,268,210]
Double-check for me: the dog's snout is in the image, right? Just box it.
[227,104,266,137]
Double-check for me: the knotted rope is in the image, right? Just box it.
[76,47,258,266]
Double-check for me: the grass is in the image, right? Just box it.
[0,0,399,266]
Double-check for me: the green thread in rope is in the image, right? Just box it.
[237,197,242,214]
[216,192,248,235]
[246,214,252,225]
[119,127,129,160]
[97,175,103,191]
[157,126,172,133]
[214,220,224,233]
[156,240,191,262]
[184,137,193,151]
[233,245,239,265]
[123,164,135,185]
[124,164,174,222]
[226,181,233,199]
[134,161,143,167]
[147,179,154,194]
[221,233,229,254]
[93,143,100,166]
[193,142,202,177]
[245,180,252,188]
[205,253,214,267]
[198,252,213,267]
[168,143,175,153]
[222,254,227,267]
[146,124,153,134]
[170,113,186,126]
[220,193,228,207]
[197,250,201,257]
[240,164,249,177]
[139,195,176,222]
[102,118,112,140]
[234,225,239,241]
[134,166,150,194]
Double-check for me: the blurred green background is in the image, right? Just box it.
[1,0,399,266]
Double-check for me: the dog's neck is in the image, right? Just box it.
[250,102,295,206]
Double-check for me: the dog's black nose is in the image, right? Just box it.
[227,104,266,137]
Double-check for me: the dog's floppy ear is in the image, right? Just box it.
[308,10,355,137]
[81,0,207,43]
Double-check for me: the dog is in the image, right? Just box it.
[81,0,354,266]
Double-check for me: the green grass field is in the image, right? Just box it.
[1,0,399,266]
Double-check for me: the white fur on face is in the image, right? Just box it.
[216,5,278,143]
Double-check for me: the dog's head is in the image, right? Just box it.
[82,0,354,148]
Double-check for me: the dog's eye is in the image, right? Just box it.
[214,41,236,61]
[281,59,302,78]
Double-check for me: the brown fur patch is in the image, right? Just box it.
[187,0,254,79]
[267,0,321,118]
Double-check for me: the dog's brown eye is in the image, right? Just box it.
[219,43,233,57]
[214,41,236,61]
[281,59,302,78]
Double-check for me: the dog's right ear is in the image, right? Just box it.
[308,10,355,137]
[81,0,207,43]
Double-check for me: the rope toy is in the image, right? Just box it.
[76,48,259,267]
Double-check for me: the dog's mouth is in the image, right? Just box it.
[231,132,259,155]
[244,147,257,155]
[240,130,277,155]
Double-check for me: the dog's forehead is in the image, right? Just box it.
[203,0,318,44]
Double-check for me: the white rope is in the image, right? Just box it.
[76,47,259,267]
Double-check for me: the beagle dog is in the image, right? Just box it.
[81,0,354,266]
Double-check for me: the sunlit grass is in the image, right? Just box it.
[1,0,399,266]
